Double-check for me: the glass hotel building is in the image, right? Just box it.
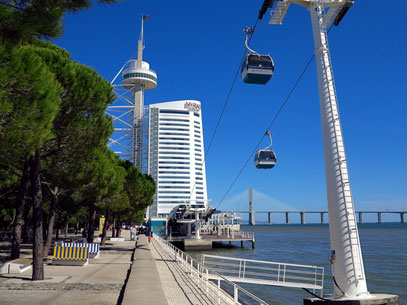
[147,100,208,218]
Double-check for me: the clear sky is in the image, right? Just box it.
[55,0,407,213]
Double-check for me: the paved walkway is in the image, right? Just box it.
[122,235,232,305]
[121,235,167,305]
[1,233,240,305]
[150,237,217,305]
[0,232,134,305]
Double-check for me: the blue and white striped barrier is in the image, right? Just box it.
[62,242,100,258]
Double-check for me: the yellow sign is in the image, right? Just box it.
[99,217,105,234]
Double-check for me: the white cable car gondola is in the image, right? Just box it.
[241,27,274,85]
[254,131,276,169]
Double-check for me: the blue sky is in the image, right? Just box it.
[55,0,407,212]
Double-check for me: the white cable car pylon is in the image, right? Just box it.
[267,0,373,300]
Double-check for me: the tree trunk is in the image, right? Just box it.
[101,210,109,246]
[63,214,68,237]
[115,216,120,238]
[30,150,44,281]
[111,217,115,238]
[87,203,96,243]
[22,203,30,243]
[42,212,48,241]
[10,161,30,259]
[43,192,57,257]
[55,209,61,239]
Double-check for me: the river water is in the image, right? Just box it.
[187,223,407,304]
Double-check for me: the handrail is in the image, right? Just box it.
[201,254,324,296]
[203,254,321,269]
[153,235,268,305]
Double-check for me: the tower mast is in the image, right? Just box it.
[132,15,146,167]
[137,17,144,68]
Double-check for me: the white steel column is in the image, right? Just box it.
[309,2,369,298]
[195,211,201,240]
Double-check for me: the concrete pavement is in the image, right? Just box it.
[121,235,168,305]
[1,232,238,305]
[0,232,134,305]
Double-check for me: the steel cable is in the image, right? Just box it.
[215,25,334,209]
[188,18,260,201]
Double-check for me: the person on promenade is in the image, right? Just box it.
[130,226,135,240]
[148,236,151,243]
[82,229,87,243]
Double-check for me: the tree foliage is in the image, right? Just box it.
[0,43,62,185]
[0,0,120,44]
[0,0,156,281]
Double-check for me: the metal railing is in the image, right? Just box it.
[201,254,324,296]
[238,231,254,239]
[153,235,268,305]
[199,229,254,239]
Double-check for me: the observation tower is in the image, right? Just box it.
[106,15,157,171]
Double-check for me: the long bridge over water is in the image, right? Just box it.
[224,210,407,225]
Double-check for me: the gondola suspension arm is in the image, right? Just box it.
[265,131,273,150]
[243,27,259,56]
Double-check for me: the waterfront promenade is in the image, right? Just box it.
[0,232,238,305]
[124,235,224,305]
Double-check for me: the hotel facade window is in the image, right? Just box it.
[147,100,208,218]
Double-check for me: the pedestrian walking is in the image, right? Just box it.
[148,236,151,243]
[130,226,135,240]
[82,228,87,243]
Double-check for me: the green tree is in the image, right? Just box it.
[119,160,155,224]
[123,163,156,212]
[72,148,125,243]
[30,41,114,257]
[0,44,62,271]
[0,0,119,44]
[98,190,129,245]
[1,40,116,280]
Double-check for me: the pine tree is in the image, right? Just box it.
[0,0,119,44]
